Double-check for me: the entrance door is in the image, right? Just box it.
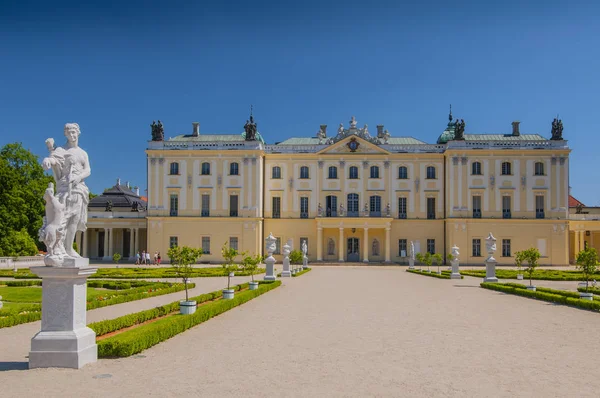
[347,238,360,262]
[326,195,337,217]
[98,231,105,258]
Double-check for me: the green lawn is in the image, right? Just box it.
[0,286,117,303]
[460,269,600,281]
[0,267,266,279]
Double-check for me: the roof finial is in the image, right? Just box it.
[250,104,253,118]
[449,104,453,121]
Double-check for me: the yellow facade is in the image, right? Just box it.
[145,117,573,265]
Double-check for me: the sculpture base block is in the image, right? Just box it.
[483,277,499,283]
[281,271,291,277]
[408,259,415,270]
[29,263,97,369]
[263,275,276,281]
[29,328,97,369]
[450,273,462,280]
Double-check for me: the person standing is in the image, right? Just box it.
[141,250,146,265]
[154,251,158,265]
[146,251,151,265]
[157,252,161,265]
[135,251,140,265]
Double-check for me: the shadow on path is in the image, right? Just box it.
[0,361,28,371]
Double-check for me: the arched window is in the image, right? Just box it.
[327,238,335,255]
[169,162,179,175]
[501,162,512,175]
[369,195,381,216]
[201,162,211,175]
[328,166,338,179]
[471,161,482,175]
[372,239,380,256]
[426,166,436,179]
[534,162,544,176]
[370,166,380,179]
[272,166,281,179]
[398,166,408,179]
[349,166,359,179]
[230,162,239,176]
[300,166,309,179]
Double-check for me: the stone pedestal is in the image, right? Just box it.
[483,258,498,283]
[264,256,276,281]
[281,257,291,277]
[303,256,308,270]
[408,258,415,270]
[29,259,98,369]
[450,260,461,279]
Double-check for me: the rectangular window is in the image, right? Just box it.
[426,239,435,254]
[501,162,512,175]
[229,195,238,217]
[328,166,338,179]
[369,196,381,217]
[398,166,408,179]
[349,166,358,179]
[300,197,309,219]
[534,162,544,176]
[229,237,238,251]
[502,196,511,219]
[398,239,407,257]
[201,194,210,217]
[201,162,210,175]
[472,239,481,257]
[272,197,281,218]
[536,195,545,219]
[170,194,178,216]
[202,237,210,254]
[472,196,481,218]
[398,197,407,219]
[502,239,511,257]
[274,237,281,255]
[427,197,435,219]
[169,236,178,248]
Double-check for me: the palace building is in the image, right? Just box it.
[136,111,578,266]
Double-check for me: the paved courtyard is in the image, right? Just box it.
[1,266,600,397]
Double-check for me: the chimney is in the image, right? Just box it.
[134,186,140,196]
[192,122,200,137]
[377,125,384,136]
[512,121,520,136]
[320,124,327,137]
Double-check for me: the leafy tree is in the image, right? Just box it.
[514,250,525,275]
[447,253,454,263]
[415,252,424,270]
[422,252,433,272]
[0,143,53,255]
[289,249,303,265]
[575,247,599,292]
[112,253,121,264]
[0,229,38,256]
[432,253,443,273]
[519,247,541,286]
[242,253,264,282]
[221,242,240,290]
[167,246,203,301]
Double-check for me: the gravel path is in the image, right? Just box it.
[1,267,600,397]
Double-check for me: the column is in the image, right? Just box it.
[573,230,580,259]
[108,228,114,257]
[103,228,109,261]
[385,227,391,263]
[134,227,139,255]
[363,228,369,263]
[338,228,344,262]
[129,228,135,260]
[580,231,586,252]
[95,230,100,258]
[317,227,323,261]
[82,229,89,258]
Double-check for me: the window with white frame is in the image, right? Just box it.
[169,236,178,248]
[502,239,511,257]
[272,197,281,218]
[398,166,408,179]
[300,166,309,179]
[169,162,179,175]
[502,196,511,218]
[501,161,512,175]
[274,237,281,255]
[300,197,309,218]
[230,162,239,176]
[202,237,210,254]
[427,239,435,254]
[426,166,436,179]
[201,162,210,175]
[170,194,178,216]
[201,194,210,217]
[349,166,359,179]
[229,237,238,251]
[272,166,281,179]
[472,161,482,175]
[398,239,407,257]
[472,239,481,257]
[536,195,545,218]
[534,162,544,176]
[398,197,407,219]
[328,166,338,179]
[370,166,380,179]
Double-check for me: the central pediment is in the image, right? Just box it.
[317,135,390,155]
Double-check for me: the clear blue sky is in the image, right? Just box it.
[1,0,598,204]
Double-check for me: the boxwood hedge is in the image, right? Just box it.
[406,269,463,279]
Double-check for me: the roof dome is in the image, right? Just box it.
[437,121,457,144]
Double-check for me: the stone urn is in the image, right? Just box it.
[223,289,235,299]
[249,281,259,290]
[526,286,536,292]
[517,274,524,280]
[579,292,594,301]
[180,300,197,315]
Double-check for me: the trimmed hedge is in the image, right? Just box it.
[0,280,42,287]
[577,286,600,295]
[481,282,600,312]
[97,281,281,357]
[406,269,463,279]
[293,268,311,277]
[0,311,42,328]
[461,269,600,281]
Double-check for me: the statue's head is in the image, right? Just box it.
[64,123,80,144]
[45,138,55,151]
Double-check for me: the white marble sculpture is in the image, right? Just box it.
[484,233,499,282]
[264,233,277,281]
[302,240,308,269]
[408,241,415,269]
[450,244,461,279]
[40,123,91,267]
[281,242,291,277]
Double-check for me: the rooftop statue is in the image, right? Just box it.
[40,123,91,266]
[151,120,164,141]
[550,118,563,140]
[454,119,466,140]
[244,115,257,141]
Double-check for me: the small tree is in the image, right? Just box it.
[289,250,303,265]
[167,246,203,301]
[221,242,240,290]
[520,247,541,286]
[415,252,424,270]
[432,253,443,273]
[423,252,433,272]
[112,252,121,264]
[447,253,454,263]
[242,253,264,282]
[514,250,525,275]
[576,247,599,292]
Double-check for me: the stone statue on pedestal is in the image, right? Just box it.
[40,123,91,267]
